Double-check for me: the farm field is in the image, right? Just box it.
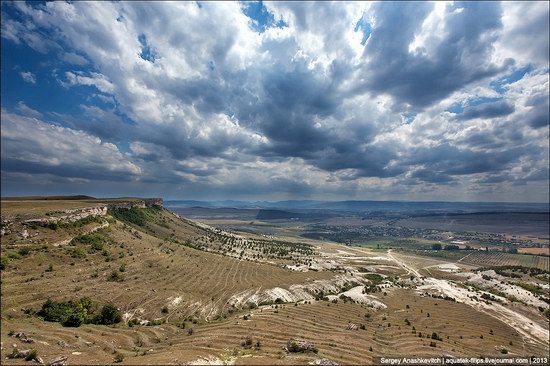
[459,252,550,271]
[396,213,550,237]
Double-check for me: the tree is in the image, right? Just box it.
[432,243,442,250]
[96,304,122,325]
[444,245,459,251]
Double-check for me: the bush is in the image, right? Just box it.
[95,304,122,325]
[70,247,87,259]
[109,207,158,227]
[0,257,8,270]
[241,336,253,348]
[90,241,104,252]
[114,352,124,363]
[24,349,38,361]
[40,298,93,326]
[18,247,32,256]
[107,270,124,282]
[39,298,121,327]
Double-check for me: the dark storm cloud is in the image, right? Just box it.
[406,143,529,176]
[524,93,549,129]
[457,100,515,121]
[410,169,455,184]
[358,1,510,108]
[1,158,135,182]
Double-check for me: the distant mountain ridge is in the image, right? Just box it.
[166,199,549,213]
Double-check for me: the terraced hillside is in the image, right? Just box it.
[1,198,548,365]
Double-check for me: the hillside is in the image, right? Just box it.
[1,198,548,365]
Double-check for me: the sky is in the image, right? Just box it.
[1,1,549,202]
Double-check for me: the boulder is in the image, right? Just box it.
[49,355,68,366]
[310,359,339,366]
[284,338,318,353]
[14,332,34,343]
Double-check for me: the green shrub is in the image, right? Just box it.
[39,297,120,327]
[95,304,122,325]
[18,247,32,256]
[24,349,38,361]
[39,298,93,326]
[90,241,104,252]
[70,247,86,258]
[71,231,108,246]
[109,207,159,227]
[107,270,124,282]
[114,352,124,363]
[0,257,8,270]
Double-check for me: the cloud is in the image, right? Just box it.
[456,100,515,120]
[1,110,141,181]
[0,1,548,201]
[20,71,36,84]
[60,52,89,65]
[355,2,512,108]
[15,101,42,119]
[60,71,115,94]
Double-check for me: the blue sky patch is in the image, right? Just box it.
[446,97,503,114]
[138,34,156,62]
[490,65,533,93]
[354,17,372,45]
[242,1,287,33]
[402,112,416,124]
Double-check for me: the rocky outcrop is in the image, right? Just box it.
[107,198,163,210]
[283,338,318,353]
[49,355,68,366]
[310,359,339,366]
[1,220,13,236]
[24,206,108,226]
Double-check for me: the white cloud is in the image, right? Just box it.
[15,101,42,119]
[60,71,114,94]
[20,71,36,84]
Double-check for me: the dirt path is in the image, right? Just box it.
[387,249,421,277]
[458,252,473,262]
[52,221,109,247]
